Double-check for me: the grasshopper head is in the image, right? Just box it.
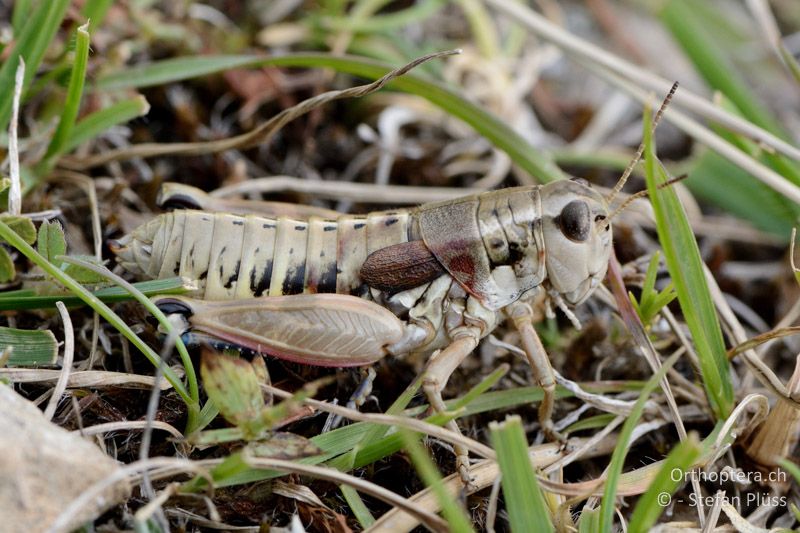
[540,179,612,305]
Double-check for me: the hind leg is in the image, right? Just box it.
[421,327,481,488]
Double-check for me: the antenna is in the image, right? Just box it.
[606,81,679,206]
[605,173,688,223]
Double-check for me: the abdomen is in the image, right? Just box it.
[113,209,413,300]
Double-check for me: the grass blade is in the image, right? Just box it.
[341,485,375,528]
[599,351,681,532]
[321,0,447,32]
[643,106,734,420]
[0,326,58,366]
[578,506,601,533]
[399,429,475,533]
[489,415,554,532]
[356,378,422,448]
[627,434,703,533]
[0,277,192,311]
[65,96,151,153]
[11,0,32,35]
[0,0,71,131]
[43,22,91,163]
[686,150,796,237]
[95,53,565,183]
[95,55,262,91]
[779,459,800,484]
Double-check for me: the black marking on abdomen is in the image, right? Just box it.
[224,260,241,289]
[252,260,272,297]
[282,266,305,295]
[317,264,337,293]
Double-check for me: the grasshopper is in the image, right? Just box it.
[111,88,679,486]
[111,179,611,480]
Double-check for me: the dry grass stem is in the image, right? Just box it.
[485,0,800,162]
[241,452,449,533]
[134,482,181,526]
[63,50,459,170]
[77,420,184,440]
[0,369,175,389]
[43,302,74,421]
[704,265,795,402]
[8,57,24,216]
[212,175,483,204]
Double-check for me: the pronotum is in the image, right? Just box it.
[111,86,679,486]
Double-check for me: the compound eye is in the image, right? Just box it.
[557,200,591,242]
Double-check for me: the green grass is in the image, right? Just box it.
[643,106,734,421]
[65,96,151,154]
[0,0,70,131]
[0,326,58,366]
[42,22,91,166]
[662,0,800,237]
[599,351,681,532]
[628,434,703,533]
[489,416,554,532]
[400,428,475,533]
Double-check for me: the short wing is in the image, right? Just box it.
[156,294,404,367]
[360,240,446,293]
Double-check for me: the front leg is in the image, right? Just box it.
[507,301,565,442]
[421,327,481,489]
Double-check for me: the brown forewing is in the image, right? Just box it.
[360,240,446,293]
